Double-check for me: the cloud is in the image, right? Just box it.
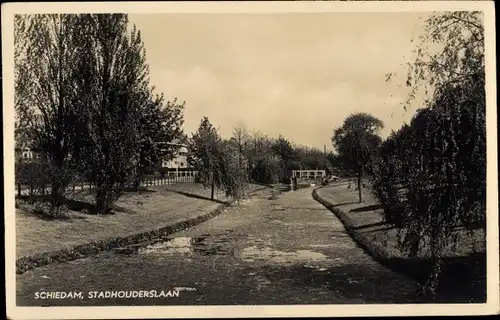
[130,12,429,148]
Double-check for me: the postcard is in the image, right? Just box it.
[3,1,498,319]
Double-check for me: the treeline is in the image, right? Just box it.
[369,12,485,295]
[187,118,337,200]
[15,14,185,216]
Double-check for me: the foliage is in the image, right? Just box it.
[404,11,484,108]
[68,14,146,214]
[133,94,185,189]
[14,14,83,215]
[15,159,52,196]
[219,140,249,201]
[229,124,251,177]
[15,14,185,215]
[188,117,222,199]
[272,136,298,170]
[332,113,384,202]
[189,117,248,200]
[251,155,282,185]
[373,11,485,297]
[295,146,332,173]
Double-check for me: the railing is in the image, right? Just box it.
[15,171,199,197]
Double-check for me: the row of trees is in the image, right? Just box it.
[328,12,485,296]
[15,14,185,215]
[188,118,337,200]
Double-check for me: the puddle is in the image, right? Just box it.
[240,246,330,264]
[124,235,332,267]
[138,235,237,256]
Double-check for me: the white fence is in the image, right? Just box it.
[15,171,199,197]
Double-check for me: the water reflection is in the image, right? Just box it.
[136,235,332,268]
[138,235,234,256]
[240,246,330,264]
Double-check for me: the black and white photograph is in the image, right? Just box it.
[3,1,498,319]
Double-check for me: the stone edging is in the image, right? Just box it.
[16,185,270,275]
[312,186,398,265]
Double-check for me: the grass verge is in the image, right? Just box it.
[312,183,486,303]
[16,184,270,275]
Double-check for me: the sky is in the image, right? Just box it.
[128,12,433,150]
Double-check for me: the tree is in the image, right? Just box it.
[133,94,185,190]
[251,155,281,185]
[246,130,273,180]
[296,146,329,171]
[408,12,485,296]
[403,12,484,108]
[189,117,250,201]
[230,124,250,179]
[379,11,486,297]
[14,14,81,215]
[219,139,249,201]
[272,135,300,182]
[325,152,343,175]
[71,14,152,214]
[332,113,383,202]
[189,117,224,200]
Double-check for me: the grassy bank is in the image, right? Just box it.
[313,182,486,303]
[16,183,268,274]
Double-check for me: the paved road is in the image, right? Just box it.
[16,187,420,306]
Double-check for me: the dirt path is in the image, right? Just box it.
[16,187,420,306]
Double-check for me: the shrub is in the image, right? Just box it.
[251,156,281,184]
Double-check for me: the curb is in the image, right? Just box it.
[16,185,270,275]
[312,186,396,264]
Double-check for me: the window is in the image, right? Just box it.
[180,162,185,167]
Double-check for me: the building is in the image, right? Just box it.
[15,141,41,163]
[161,139,191,170]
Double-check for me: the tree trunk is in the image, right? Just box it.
[211,181,215,200]
[50,180,64,215]
[357,166,363,203]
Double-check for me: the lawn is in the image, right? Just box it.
[15,183,259,258]
[316,182,486,259]
[315,182,487,302]
[314,182,487,302]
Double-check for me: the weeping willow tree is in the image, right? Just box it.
[375,11,486,297]
[189,117,250,202]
